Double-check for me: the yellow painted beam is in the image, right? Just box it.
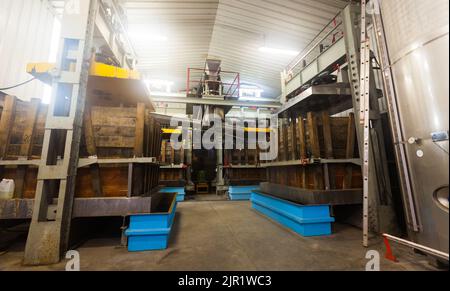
[26,63,55,85]
[26,63,55,74]
[162,128,182,134]
[27,61,140,82]
[89,62,140,80]
[245,127,270,133]
[162,128,269,134]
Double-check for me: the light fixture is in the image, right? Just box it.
[258,47,299,56]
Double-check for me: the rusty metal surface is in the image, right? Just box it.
[0,197,152,219]
[259,182,362,206]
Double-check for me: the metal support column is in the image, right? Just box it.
[185,129,195,191]
[24,0,99,265]
[214,108,227,194]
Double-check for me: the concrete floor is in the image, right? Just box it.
[0,201,439,271]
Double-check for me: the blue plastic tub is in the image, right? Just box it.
[251,191,334,237]
[125,194,177,251]
[160,187,185,202]
[228,185,259,201]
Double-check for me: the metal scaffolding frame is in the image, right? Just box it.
[20,0,158,265]
[277,3,398,246]
[23,0,99,266]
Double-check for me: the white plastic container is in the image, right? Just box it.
[0,179,15,200]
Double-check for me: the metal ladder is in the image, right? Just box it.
[359,0,372,247]
[341,2,398,247]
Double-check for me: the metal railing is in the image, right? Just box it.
[284,11,344,82]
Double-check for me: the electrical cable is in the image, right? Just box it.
[0,77,37,91]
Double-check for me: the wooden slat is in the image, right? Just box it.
[93,126,136,137]
[345,113,356,158]
[133,103,146,196]
[282,119,289,161]
[291,116,299,160]
[297,117,307,159]
[18,99,40,157]
[91,106,136,119]
[91,111,136,127]
[321,111,335,190]
[343,113,356,189]
[302,167,307,189]
[14,99,40,198]
[278,119,284,161]
[313,165,325,190]
[321,111,334,159]
[307,112,320,158]
[244,147,249,164]
[0,95,16,158]
[287,118,296,160]
[171,145,175,164]
[95,136,135,148]
[306,112,323,190]
[83,105,103,197]
[161,140,167,164]
[134,103,145,157]
[83,106,97,155]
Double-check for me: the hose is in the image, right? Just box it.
[0,77,37,91]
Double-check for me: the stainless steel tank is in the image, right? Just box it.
[380,0,449,254]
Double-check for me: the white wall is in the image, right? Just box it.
[0,0,57,101]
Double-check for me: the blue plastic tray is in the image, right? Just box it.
[125,198,177,251]
[251,191,334,236]
[160,187,185,202]
[228,185,259,201]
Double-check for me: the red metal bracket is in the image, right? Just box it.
[383,236,398,262]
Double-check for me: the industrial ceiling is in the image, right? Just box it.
[124,0,349,98]
[51,0,349,98]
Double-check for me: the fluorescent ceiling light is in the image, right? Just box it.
[259,47,299,56]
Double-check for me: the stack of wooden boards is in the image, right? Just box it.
[223,126,268,186]
[0,92,162,199]
[159,140,186,187]
[267,111,361,192]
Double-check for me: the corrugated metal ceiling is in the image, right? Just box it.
[51,0,349,98]
[123,0,349,98]
[124,0,220,91]
[0,0,57,101]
